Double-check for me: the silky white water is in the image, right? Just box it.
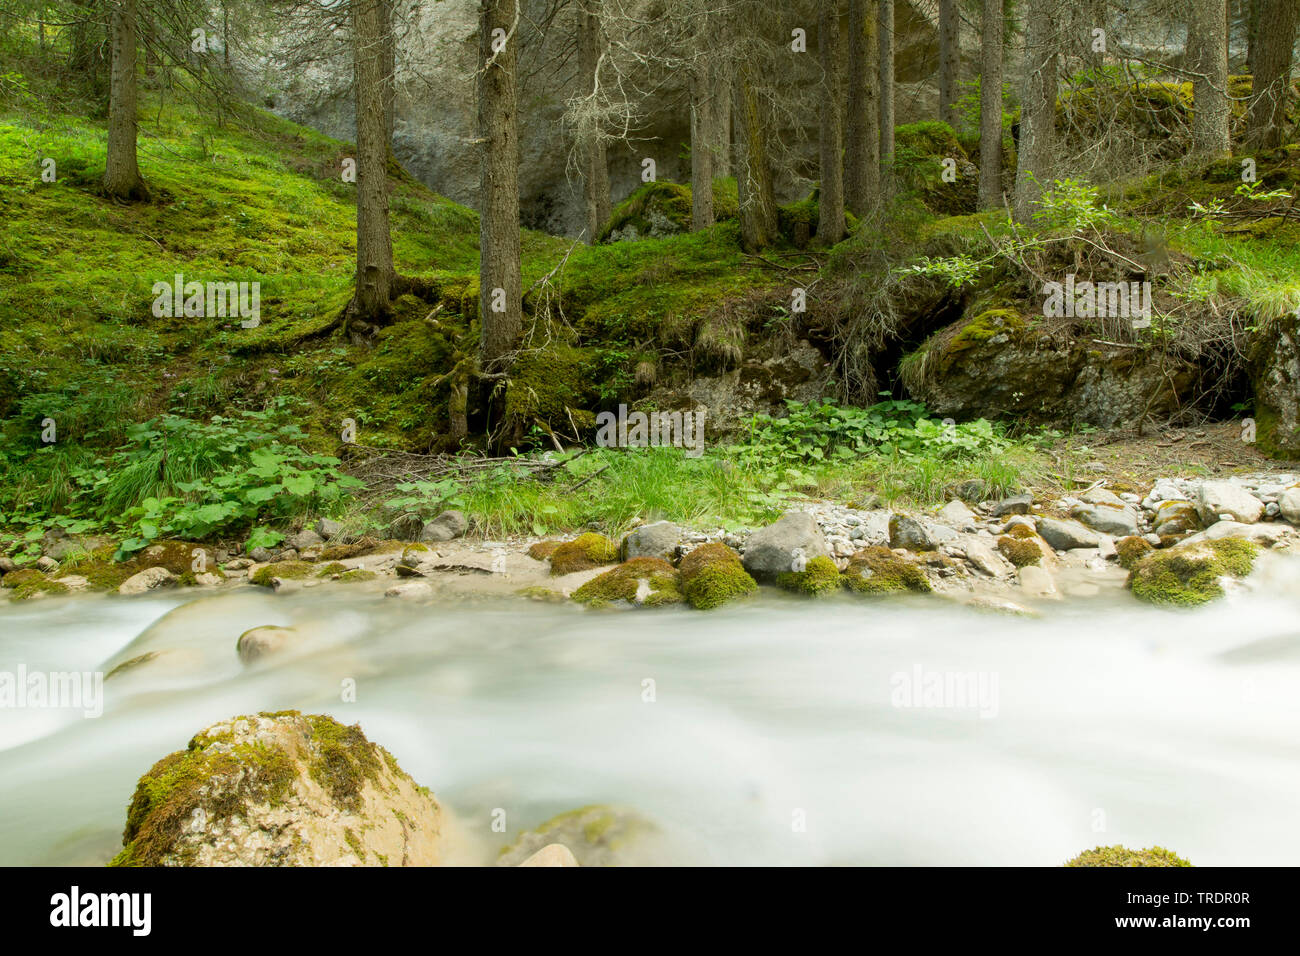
[2,561,1299,866]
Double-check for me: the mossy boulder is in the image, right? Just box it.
[527,540,562,561]
[110,712,443,867]
[678,542,758,610]
[1127,537,1259,606]
[549,533,619,575]
[1065,845,1192,867]
[1,568,69,601]
[776,555,842,596]
[997,535,1042,568]
[599,178,738,242]
[902,306,1199,428]
[249,560,316,587]
[572,557,684,608]
[496,804,659,867]
[841,547,932,594]
[1116,535,1154,570]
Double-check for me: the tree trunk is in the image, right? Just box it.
[1246,0,1300,150]
[351,0,394,321]
[690,57,716,231]
[1012,1,1056,224]
[733,64,778,251]
[1247,0,1261,78]
[844,0,880,217]
[816,0,845,244]
[577,0,611,240]
[1189,0,1231,158]
[938,0,960,128]
[478,0,522,370]
[381,0,395,145]
[977,0,1002,209]
[879,0,895,192]
[103,0,146,200]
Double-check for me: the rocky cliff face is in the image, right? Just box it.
[254,0,948,238]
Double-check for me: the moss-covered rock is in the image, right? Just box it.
[527,540,562,561]
[549,532,619,575]
[110,711,442,867]
[997,535,1042,568]
[1116,535,1154,570]
[1065,845,1192,867]
[600,179,738,242]
[572,557,684,608]
[841,547,932,594]
[249,560,316,587]
[1127,537,1259,606]
[1,568,69,601]
[678,542,758,610]
[517,584,567,602]
[775,555,842,596]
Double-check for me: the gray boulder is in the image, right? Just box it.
[314,518,342,540]
[888,514,942,551]
[1036,517,1101,551]
[1194,481,1264,525]
[420,510,468,543]
[1276,488,1300,525]
[621,521,683,561]
[742,512,829,577]
[1070,502,1139,537]
[287,529,324,551]
[993,493,1033,516]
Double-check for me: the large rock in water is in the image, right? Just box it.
[902,308,1197,427]
[110,713,443,866]
[742,512,830,578]
[1251,312,1300,459]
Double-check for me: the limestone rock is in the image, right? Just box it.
[1194,481,1264,525]
[236,625,300,664]
[1036,517,1100,551]
[110,712,443,866]
[119,567,178,596]
[742,512,829,578]
[620,521,683,562]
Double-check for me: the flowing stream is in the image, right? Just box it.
[3,559,1300,866]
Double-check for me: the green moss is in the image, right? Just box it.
[1116,535,1154,570]
[1128,537,1260,606]
[549,532,620,575]
[895,121,965,159]
[315,562,349,577]
[841,547,932,594]
[505,340,599,438]
[527,540,562,561]
[599,179,739,241]
[2,568,70,600]
[338,568,377,582]
[319,539,379,561]
[343,827,367,862]
[249,560,315,587]
[997,535,1042,568]
[1003,522,1037,539]
[110,736,297,867]
[572,556,684,608]
[1065,845,1192,867]
[776,555,842,596]
[678,542,758,610]
[301,714,385,813]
